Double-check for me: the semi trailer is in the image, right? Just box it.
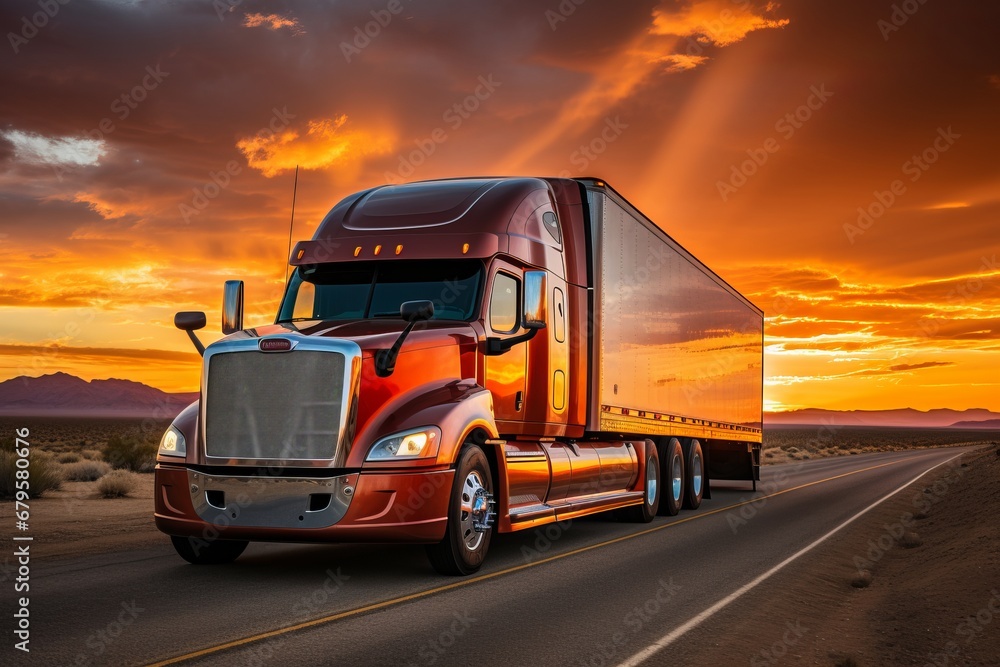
[155,177,763,575]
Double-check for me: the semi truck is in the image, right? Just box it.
[155,177,763,575]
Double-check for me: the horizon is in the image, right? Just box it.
[1,1,998,411]
[6,372,1000,418]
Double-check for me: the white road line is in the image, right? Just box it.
[615,451,964,667]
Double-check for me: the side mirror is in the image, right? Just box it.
[222,280,244,334]
[174,311,206,356]
[485,271,547,356]
[174,311,206,331]
[522,270,547,329]
[401,300,435,323]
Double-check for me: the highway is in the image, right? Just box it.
[24,447,970,666]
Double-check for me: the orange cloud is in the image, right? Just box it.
[236,115,393,177]
[654,54,710,72]
[242,13,304,34]
[651,1,791,46]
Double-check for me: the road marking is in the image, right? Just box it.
[614,451,964,667]
[146,452,945,666]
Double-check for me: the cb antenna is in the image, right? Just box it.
[284,165,299,283]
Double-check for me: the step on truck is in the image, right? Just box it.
[156,177,763,575]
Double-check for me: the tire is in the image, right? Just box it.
[682,439,704,510]
[170,535,248,565]
[616,441,660,522]
[426,445,495,576]
[657,438,685,516]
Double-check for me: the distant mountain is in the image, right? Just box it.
[949,419,1000,430]
[765,407,1000,428]
[0,372,198,418]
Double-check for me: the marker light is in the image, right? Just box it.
[462,243,470,254]
[366,428,441,461]
[354,246,362,257]
[395,244,403,255]
[374,244,382,256]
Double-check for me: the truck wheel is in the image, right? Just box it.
[615,441,660,522]
[682,439,704,510]
[426,445,495,576]
[657,438,685,516]
[170,535,248,565]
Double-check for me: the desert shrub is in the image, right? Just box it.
[81,449,102,460]
[1,450,63,499]
[102,434,156,473]
[57,452,81,463]
[97,469,139,498]
[63,460,111,482]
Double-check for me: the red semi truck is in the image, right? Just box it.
[155,177,763,575]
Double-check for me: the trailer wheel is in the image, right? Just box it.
[426,445,495,576]
[170,536,248,565]
[615,441,660,522]
[682,439,704,510]
[657,438,685,516]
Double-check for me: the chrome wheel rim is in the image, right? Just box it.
[692,452,703,497]
[460,470,487,552]
[671,456,683,502]
[646,460,658,505]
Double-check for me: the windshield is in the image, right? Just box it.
[277,259,483,322]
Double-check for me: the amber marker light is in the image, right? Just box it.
[462,243,470,254]
[374,244,382,256]
[354,246,362,257]
[395,244,403,255]
[296,249,304,259]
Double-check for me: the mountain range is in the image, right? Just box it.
[0,372,198,418]
[764,407,1000,428]
[2,373,999,427]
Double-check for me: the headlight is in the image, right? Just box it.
[158,426,186,458]
[366,428,440,461]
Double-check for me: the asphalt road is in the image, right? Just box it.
[18,447,971,666]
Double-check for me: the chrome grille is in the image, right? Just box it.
[205,350,345,461]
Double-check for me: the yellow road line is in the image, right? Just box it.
[146,454,925,666]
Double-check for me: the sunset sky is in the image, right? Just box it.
[1,0,998,412]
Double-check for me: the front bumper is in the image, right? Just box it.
[154,464,453,543]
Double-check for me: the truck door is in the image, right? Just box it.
[484,267,527,430]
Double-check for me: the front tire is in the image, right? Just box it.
[657,438,685,516]
[426,445,495,576]
[170,535,248,565]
